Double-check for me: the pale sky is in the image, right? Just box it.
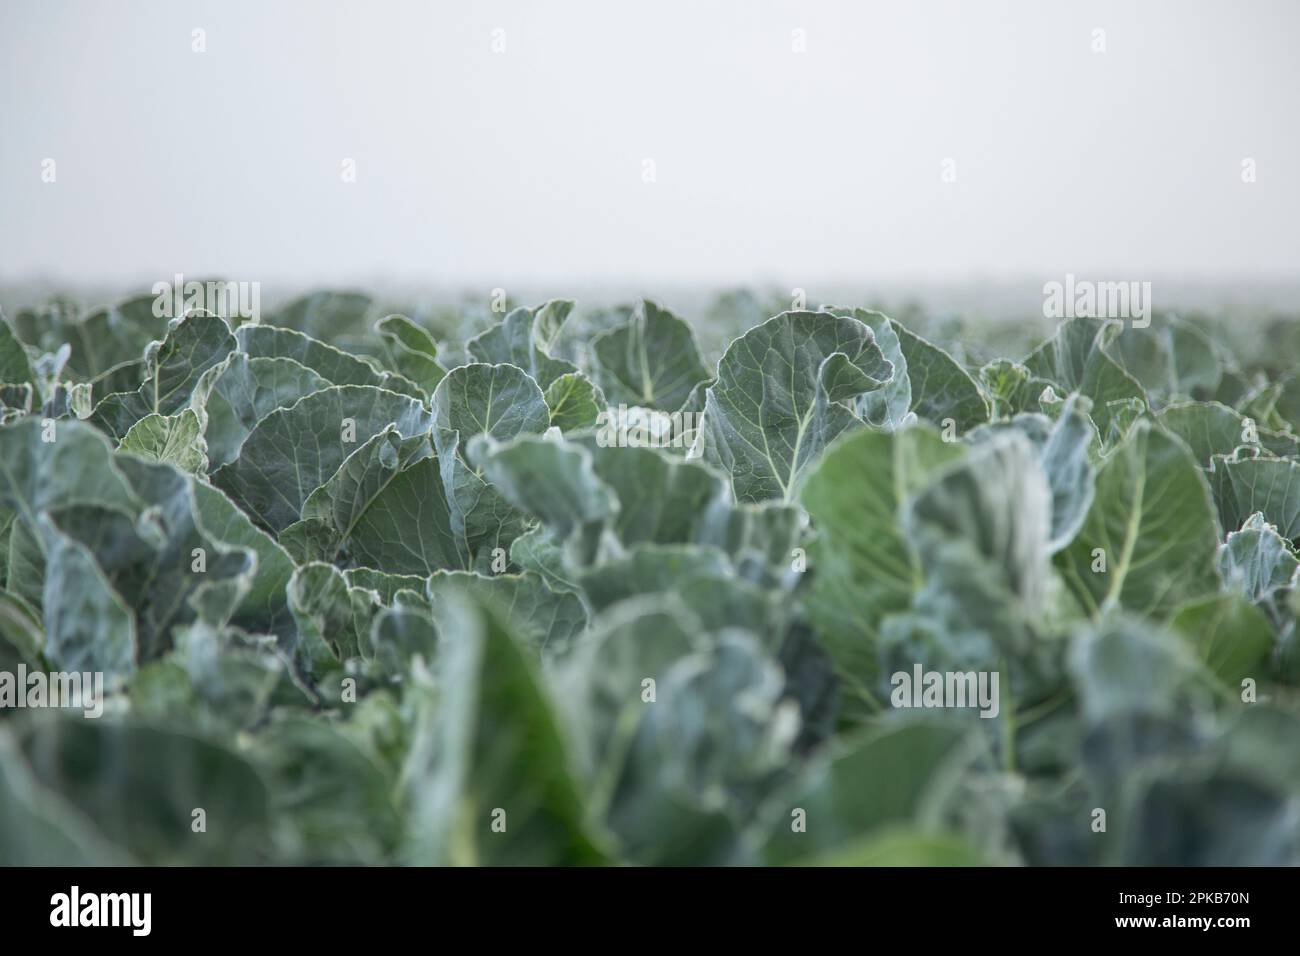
[2,0,1297,289]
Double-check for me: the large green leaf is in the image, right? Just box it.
[268,290,373,341]
[1210,455,1300,544]
[0,418,141,525]
[1169,594,1274,687]
[192,353,331,469]
[211,385,433,533]
[825,308,913,430]
[374,314,444,394]
[701,311,892,502]
[51,456,257,664]
[544,371,604,432]
[248,714,402,864]
[1068,616,1208,723]
[762,721,980,864]
[1158,401,1297,466]
[17,715,272,865]
[1024,317,1148,438]
[476,433,619,541]
[403,592,606,865]
[1038,396,1097,550]
[589,300,709,412]
[426,570,587,657]
[466,300,578,390]
[190,480,297,637]
[968,396,1096,552]
[577,439,729,552]
[881,432,1063,701]
[603,631,797,864]
[432,362,551,451]
[91,313,237,441]
[1106,314,1223,405]
[431,363,552,568]
[119,409,208,473]
[236,324,422,399]
[892,320,989,431]
[39,516,138,680]
[801,426,964,702]
[551,596,703,786]
[1058,422,1221,619]
[289,428,460,573]
[24,294,169,380]
[0,421,145,669]
[908,431,1052,611]
[0,732,130,864]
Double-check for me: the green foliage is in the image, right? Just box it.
[0,291,1297,866]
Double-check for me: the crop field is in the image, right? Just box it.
[0,289,1298,866]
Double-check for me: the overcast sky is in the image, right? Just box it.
[2,0,1297,290]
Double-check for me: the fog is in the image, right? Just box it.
[2,0,1297,296]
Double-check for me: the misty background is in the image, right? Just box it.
[2,0,1297,318]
